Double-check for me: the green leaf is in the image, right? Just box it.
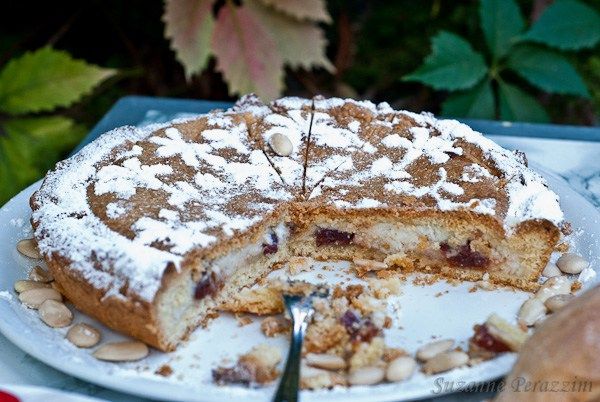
[163,0,215,79]
[0,116,86,204]
[497,80,549,122]
[212,3,284,100]
[441,80,495,119]
[521,0,600,50]
[507,45,589,97]
[0,47,116,115]
[246,1,334,72]
[404,31,488,91]
[583,56,600,110]
[479,0,525,59]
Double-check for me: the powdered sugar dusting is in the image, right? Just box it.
[294,100,562,231]
[32,110,292,302]
[105,202,127,219]
[408,113,564,228]
[32,125,183,301]
[95,157,173,199]
[461,164,493,183]
[32,95,564,303]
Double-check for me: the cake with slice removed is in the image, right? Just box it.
[30,95,565,351]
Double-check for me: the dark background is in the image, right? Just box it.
[1,0,598,129]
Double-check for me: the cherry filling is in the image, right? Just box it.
[340,310,381,343]
[471,324,511,353]
[212,364,253,385]
[262,232,278,255]
[315,228,355,247]
[440,241,489,268]
[194,272,222,300]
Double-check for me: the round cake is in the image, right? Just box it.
[30,95,565,351]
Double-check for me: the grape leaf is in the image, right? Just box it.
[163,0,215,79]
[257,0,331,23]
[0,47,116,115]
[246,1,333,72]
[479,0,525,59]
[441,79,495,119]
[498,80,549,122]
[521,0,600,50]
[0,116,86,204]
[403,31,488,91]
[507,45,589,97]
[212,3,284,99]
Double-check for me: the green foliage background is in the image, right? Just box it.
[403,0,597,122]
[0,0,598,204]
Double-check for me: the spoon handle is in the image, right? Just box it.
[273,296,314,402]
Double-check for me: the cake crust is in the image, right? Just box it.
[30,95,564,351]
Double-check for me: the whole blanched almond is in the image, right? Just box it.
[518,298,547,327]
[38,300,72,328]
[416,339,454,361]
[67,323,101,348]
[269,133,293,156]
[422,351,469,374]
[535,276,571,302]
[19,288,62,308]
[93,341,149,362]
[29,266,53,283]
[542,263,561,278]
[534,316,546,329]
[485,314,528,352]
[300,363,347,388]
[386,356,416,382]
[556,253,589,275]
[544,294,575,312]
[17,239,41,259]
[305,353,346,370]
[14,280,51,293]
[353,258,387,270]
[347,366,385,386]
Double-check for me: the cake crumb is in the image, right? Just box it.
[353,258,388,277]
[213,344,281,386]
[155,364,173,377]
[383,347,407,362]
[367,277,403,299]
[261,316,289,337]
[412,274,440,286]
[348,337,385,370]
[220,287,283,315]
[287,257,312,275]
[305,319,349,354]
[236,314,253,326]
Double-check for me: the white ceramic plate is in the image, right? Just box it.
[0,166,598,402]
[0,384,107,402]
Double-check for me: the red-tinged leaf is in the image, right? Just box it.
[163,0,215,78]
[257,0,331,23]
[246,1,333,72]
[212,4,284,99]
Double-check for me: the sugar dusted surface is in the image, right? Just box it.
[32,113,291,302]
[32,95,564,302]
